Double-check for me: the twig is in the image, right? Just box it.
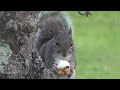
[78,11,92,17]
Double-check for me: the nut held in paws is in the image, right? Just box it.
[56,60,70,69]
[56,60,72,76]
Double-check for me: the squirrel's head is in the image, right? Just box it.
[53,28,73,57]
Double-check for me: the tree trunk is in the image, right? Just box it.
[0,11,44,79]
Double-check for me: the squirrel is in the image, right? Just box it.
[34,11,76,79]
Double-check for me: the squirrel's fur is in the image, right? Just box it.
[34,11,76,79]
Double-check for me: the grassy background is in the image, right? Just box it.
[68,11,120,79]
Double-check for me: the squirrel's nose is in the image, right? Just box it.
[63,52,67,57]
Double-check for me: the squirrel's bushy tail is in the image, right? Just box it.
[34,11,73,51]
[37,11,72,30]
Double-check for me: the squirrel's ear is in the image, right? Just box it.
[69,27,72,35]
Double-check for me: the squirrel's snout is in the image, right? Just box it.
[62,52,67,57]
[63,54,66,57]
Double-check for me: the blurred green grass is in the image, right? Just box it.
[68,11,120,79]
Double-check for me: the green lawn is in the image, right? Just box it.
[68,11,120,79]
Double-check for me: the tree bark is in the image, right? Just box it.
[0,11,44,79]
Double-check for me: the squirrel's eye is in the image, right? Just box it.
[71,43,73,47]
[56,42,59,46]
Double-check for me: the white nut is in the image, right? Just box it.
[56,60,70,69]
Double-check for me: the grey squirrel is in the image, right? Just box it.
[34,11,76,79]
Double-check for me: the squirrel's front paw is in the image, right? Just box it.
[57,67,73,76]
